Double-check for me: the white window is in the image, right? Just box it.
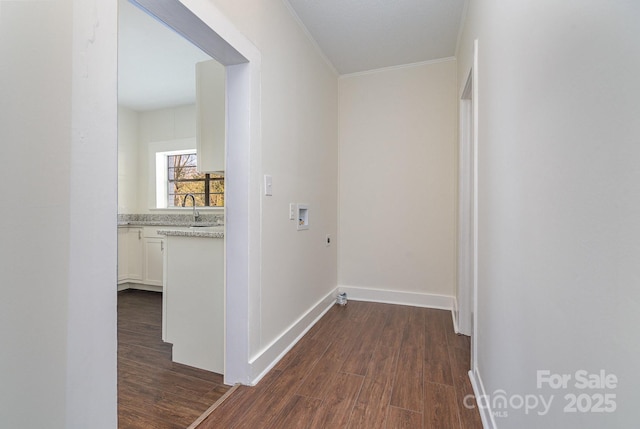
[155,150,224,208]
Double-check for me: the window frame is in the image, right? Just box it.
[155,149,224,209]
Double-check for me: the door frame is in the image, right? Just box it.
[131,0,261,385]
[457,71,473,337]
[457,39,479,368]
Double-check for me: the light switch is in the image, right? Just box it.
[264,175,272,196]
[289,203,296,220]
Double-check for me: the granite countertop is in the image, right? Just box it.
[118,214,224,238]
[118,220,218,227]
[157,226,224,239]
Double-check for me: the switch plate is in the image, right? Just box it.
[289,203,296,220]
[264,175,272,196]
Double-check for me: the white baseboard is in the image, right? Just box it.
[247,287,338,385]
[338,285,455,310]
[117,283,162,293]
[245,286,456,387]
[469,367,497,429]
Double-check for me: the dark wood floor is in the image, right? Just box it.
[118,290,230,429]
[198,300,483,429]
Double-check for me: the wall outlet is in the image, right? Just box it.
[326,234,332,246]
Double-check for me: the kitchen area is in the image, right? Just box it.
[117,213,225,374]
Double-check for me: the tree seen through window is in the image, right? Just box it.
[167,153,224,207]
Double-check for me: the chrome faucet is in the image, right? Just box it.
[182,193,200,222]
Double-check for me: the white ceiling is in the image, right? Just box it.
[118,0,467,111]
[117,0,211,111]
[285,0,467,75]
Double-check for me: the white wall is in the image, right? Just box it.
[338,60,458,305]
[458,1,640,427]
[118,106,139,213]
[136,104,198,213]
[118,104,207,214]
[207,0,339,372]
[0,0,117,427]
[0,2,71,425]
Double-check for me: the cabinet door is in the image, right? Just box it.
[117,228,129,282]
[127,228,143,281]
[143,237,164,286]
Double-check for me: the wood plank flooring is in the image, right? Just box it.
[118,290,230,429]
[198,301,483,429]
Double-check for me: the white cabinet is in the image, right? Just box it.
[117,227,128,282]
[196,59,226,173]
[163,235,224,373]
[127,228,143,282]
[118,227,143,283]
[118,226,164,290]
[143,237,164,286]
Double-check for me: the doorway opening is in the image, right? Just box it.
[117,0,258,390]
